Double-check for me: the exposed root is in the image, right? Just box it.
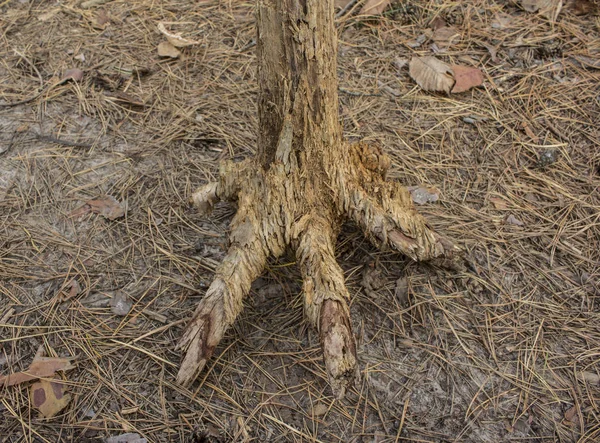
[296,216,358,398]
[178,140,460,396]
[176,193,270,387]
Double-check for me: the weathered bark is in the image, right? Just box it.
[177,0,461,398]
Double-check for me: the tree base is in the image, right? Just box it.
[176,135,460,398]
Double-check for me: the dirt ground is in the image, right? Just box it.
[1,0,599,442]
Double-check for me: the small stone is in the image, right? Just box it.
[110,292,132,316]
[537,149,558,168]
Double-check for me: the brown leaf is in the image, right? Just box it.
[409,57,454,93]
[505,214,525,226]
[157,22,199,48]
[579,371,600,384]
[432,26,460,48]
[62,68,84,82]
[157,41,181,58]
[564,0,598,15]
[0,357,74,387]
[360,0,391,15]
[30,379,71,418]
[563,405,579,426]
[86,196,125,220]
[450,65,483,93]
[489,196,508,210]
[91,9,110,30]
[492,13,513,28]
[522,0,563,20]
[430,16,447,30]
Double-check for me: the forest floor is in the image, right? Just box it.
[1,1,599,442]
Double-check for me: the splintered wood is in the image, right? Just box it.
[177,0,460,398]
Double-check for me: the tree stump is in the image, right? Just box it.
[176,0,460,398]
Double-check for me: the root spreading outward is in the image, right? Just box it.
[176,140,460,398]
[177,0,460,398]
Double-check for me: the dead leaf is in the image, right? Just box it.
[522,0,563,20]
[0,356,74,387]
[579,371,600,384]
[505,214,525,226]
[492,13,513,28]
[489,196,508,210]
[31,379,71,418]
[91,9,110,30]
[450,65,483,93]
[105,433,148,443]
[563,405,578,426]
[62,68,84,82]
[86,196,125,220]
[157,22,199,48]
[409,57,454,93]
[360,0,391,15]
[432,26,460,48]
[430,16,446,30]
[157,41,181,58]
[395,277,409,305]
[564,0,598,15]
[38,9,60,21]
[408,186,440,205]
[57,279,81,302]
[311,402,329,417]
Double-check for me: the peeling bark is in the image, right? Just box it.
[177,0,461,397]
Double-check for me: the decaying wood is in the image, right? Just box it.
[177,0,461,398]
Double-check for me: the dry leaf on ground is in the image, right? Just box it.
[450,65,484,93]
[408,57,454,93]
[105,433,148,443]
[91,9,110,29]
[360,0,391,15]
[492,13,513,28]
[563,405,579,426]
[564,0,598,14]
[505,214,525,226]
[86,196,126,220]
[522,0,564,20]
[30,379,71,418]
[157,41,181,58]
[0,357,74,387]
[489,196,508,210]
[157,22,200,47]
[62,68,84,82]
[432,26,460,48]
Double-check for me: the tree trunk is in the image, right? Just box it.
[176,0,460,398]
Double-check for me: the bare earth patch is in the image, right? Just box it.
[1,1,599,442]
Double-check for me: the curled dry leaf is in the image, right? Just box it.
[432,26,460,48]
[157,41,181,58]
[86,195,126,220]
[360,0,391,15]
[157,22,200,48]
[31,379,71,418]
[0,356,74,387]
[409,57,454,93]
[450,64,484,93]
[62,68,84,82]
